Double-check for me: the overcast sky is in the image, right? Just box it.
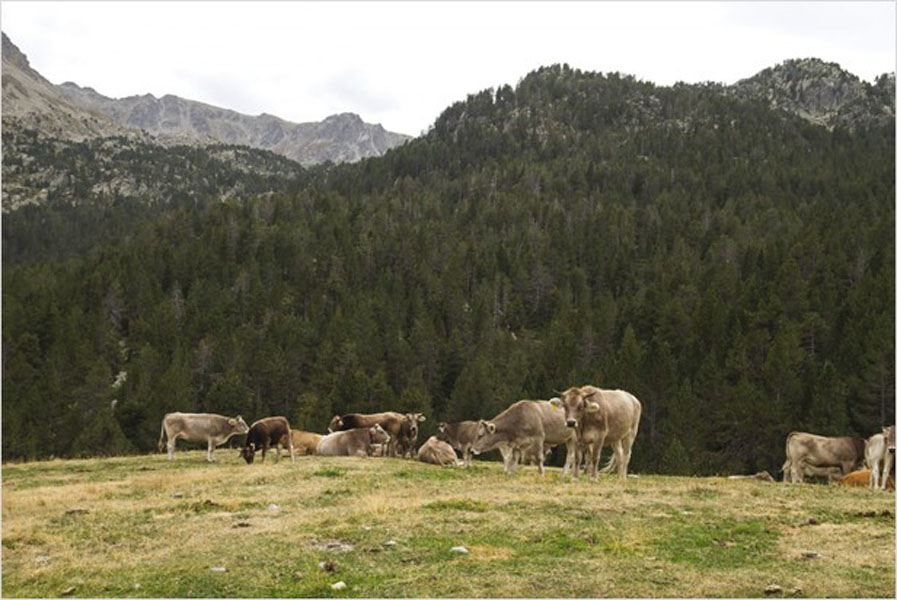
[2,1,894,136]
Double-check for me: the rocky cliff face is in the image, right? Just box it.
[3,32,412,166]
[55,82,411,167]
[728,58,895,130]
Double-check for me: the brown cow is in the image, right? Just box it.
[865,426,896,490]
[840,468,895,490]
[396,413,426,458]
[242,417,294,464]
[158,412,249,462]
[552,386,642,481]
[328,412,424,457]
[782,431,865,484]
[470,399,576,476]
[435,421,479,467]
[316,425,391,457]
[284,429,323,456]
[417,436,460,466]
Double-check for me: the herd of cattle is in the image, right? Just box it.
[157,385,895,490]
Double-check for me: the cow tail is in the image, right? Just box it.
[158,418,167,452]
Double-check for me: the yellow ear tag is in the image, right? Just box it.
[551,403,558,411]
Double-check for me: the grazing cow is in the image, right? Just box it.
[782,431,865,484]
[286,429,323,456]
[552,386,642,482]
[396,413,426,458]
[316,425,391,457]
[865,426,896,490]
[328,412,424,457]
[470,399,576,476]
[158,412,249,462]
[241,417,294,464]
[435,421,479,467]
[840,468,895,490]
[417,436,460,466]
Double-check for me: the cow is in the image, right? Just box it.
[435,421,479,467]
[316,425,391,457]
[840,468,895,490]
[552,386,642,482]
[396,413,426,458]
[781,459,844,483]
[158,412,249,462]
[241,417,294,464]
[470,399,576,476]
[328,412,424,457]
[285,429,323,456]
[417,436,460,466]
[781,431,865,484]
[865,426,896,490]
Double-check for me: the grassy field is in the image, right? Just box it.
[2,450,894,598]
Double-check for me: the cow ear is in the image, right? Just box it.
[585,402,600,414]
[549,398,562,409]
[228,418,236,426]
[417,414,426,422]
[438,423,447,432]
[486,422,496,434]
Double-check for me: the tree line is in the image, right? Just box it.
[3,65,893,475]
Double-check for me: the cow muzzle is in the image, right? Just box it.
[565,419,577,428]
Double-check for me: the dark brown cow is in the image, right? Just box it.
[782,431,865,484]
[435,421,479,467]
[316,425,391,457]
[328,412,424,457]
[242,417,294,464]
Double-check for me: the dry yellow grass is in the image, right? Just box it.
[2,451,894,597]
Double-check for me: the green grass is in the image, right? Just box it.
[2,452,894,597]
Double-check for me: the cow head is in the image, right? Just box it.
[552,388,600,429]
[370,424,391,445]
[885,425,895,453]
[470,420,499,455]
[241,443,256,464]
[229,416,250,435]
[435,422,450,442]
[328,415,343,433]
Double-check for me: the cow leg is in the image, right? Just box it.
[536,436,546,477]
[880,452,893,490]
[463,446,471,467]
[274,442,280,463]
[207,439,215,463]
[287,437,295,463]
[572,441,582,482]
[791,460,803,484]
[869,456,881,489]
[563,438,575,476]
[167,434,179,460]
[613,440,626,480]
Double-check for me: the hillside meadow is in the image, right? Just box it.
[1,451,894,598]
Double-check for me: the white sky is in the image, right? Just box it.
[2,1,894,136]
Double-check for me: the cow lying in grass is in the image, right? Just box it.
[317,425,391,457]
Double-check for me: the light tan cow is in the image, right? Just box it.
[552,386,642,481]
[782,431,865,484]
[470,399,576,476]
[158,412,249,462]
[865,426,895,490]
[435,421,479,467]
[316,425,391,457]
[328,412,424,457]
[417,436,460,466]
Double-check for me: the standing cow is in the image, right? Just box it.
[435,421,479,467]
[552,386,642,482]
[158,412,250,462]
[241,416,294,464]
[782,431,865,484]
[865,426,895,490]
[396,413,426,458]
[470,399,576,476]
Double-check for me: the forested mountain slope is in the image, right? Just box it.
[3,64,893,477]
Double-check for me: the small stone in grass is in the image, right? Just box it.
[450,546,469,554]
[331,581,347,590]
[61,586,76,596]
[267,504,280,512]
[764,584,783,596]
[171,492,184,499]
[384,540,397,547]
[209,566,227,573]
[319,560,338,572]
[801,550,819,559]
